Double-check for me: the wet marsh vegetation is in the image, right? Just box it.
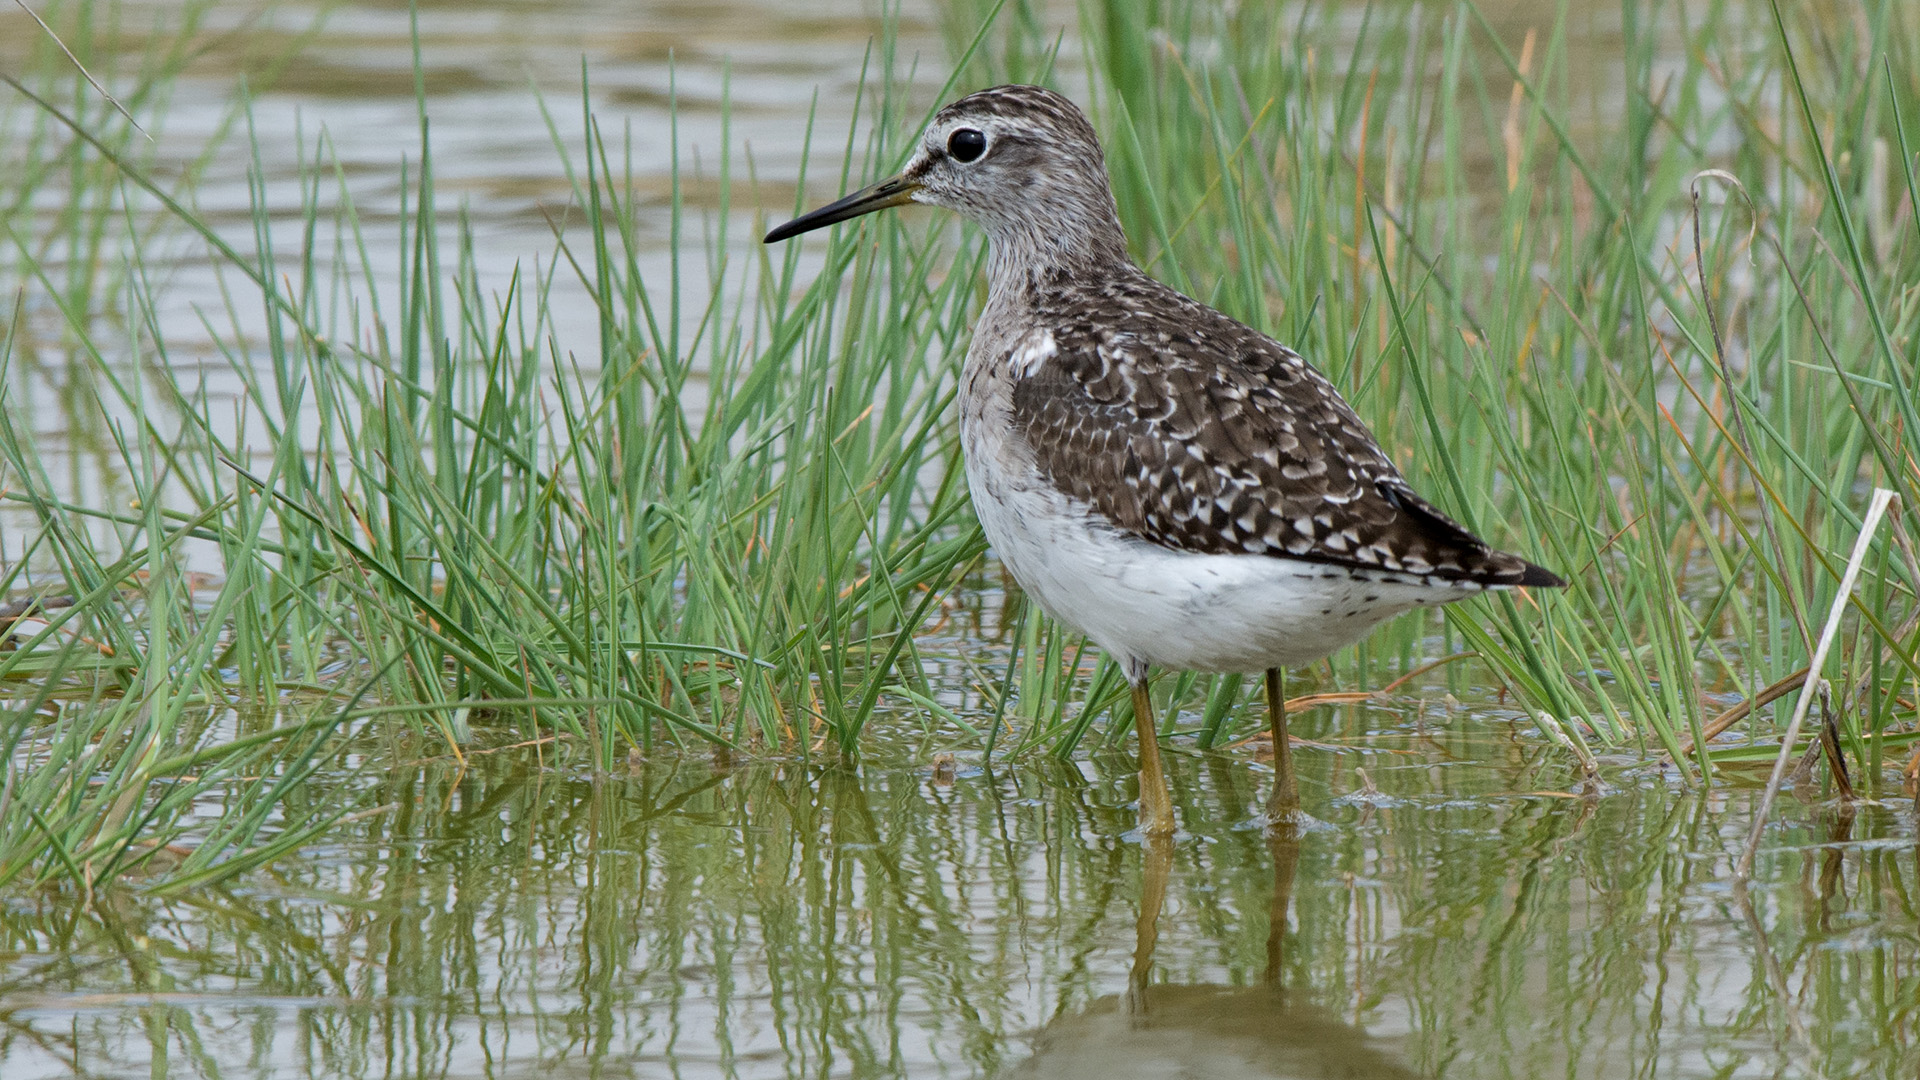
[4,0,1920,1075]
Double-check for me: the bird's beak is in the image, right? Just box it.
[763,174,922,244]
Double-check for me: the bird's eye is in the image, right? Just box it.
[947,128,987,163]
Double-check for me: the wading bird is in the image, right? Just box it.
[765,85,1561,836]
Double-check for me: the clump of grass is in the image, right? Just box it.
[2,0,989,889]
[2,0,1919,893]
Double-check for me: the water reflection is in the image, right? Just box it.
[3,739,1916,1078]
[1003,830,1422,1079]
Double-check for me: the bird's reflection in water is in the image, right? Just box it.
[1002,828,1424,1080]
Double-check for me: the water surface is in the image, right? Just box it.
[3,715,1913,1079]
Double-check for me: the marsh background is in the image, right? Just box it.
[2,0,1919,1077]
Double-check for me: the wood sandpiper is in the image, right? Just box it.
[765,85,1563,836]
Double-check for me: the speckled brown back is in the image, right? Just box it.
[1003,265,1560,586]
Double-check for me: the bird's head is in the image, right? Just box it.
[764,85,1129,270]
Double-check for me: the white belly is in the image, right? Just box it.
[963,445,1488,677]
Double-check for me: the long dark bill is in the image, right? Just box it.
[763,174,921,244]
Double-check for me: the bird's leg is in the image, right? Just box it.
[1131,678,1176,837]
[1265,667,1299,821]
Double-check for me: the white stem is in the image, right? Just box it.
[1735,487,1898,880]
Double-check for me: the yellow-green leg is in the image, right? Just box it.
[1131,679,1175,837]
[1265,667,1299,821]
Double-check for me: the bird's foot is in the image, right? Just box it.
[1251,804,1326,835]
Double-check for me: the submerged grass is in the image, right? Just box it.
[1,0,1918,891]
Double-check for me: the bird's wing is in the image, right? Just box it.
[1006,299,1557,586]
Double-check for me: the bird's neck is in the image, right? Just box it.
[984,224,1135,305]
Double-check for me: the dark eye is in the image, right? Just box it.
[947,128,987,163]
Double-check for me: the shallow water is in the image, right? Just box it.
[1,0,950,562]
[3,713,1915,1079]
